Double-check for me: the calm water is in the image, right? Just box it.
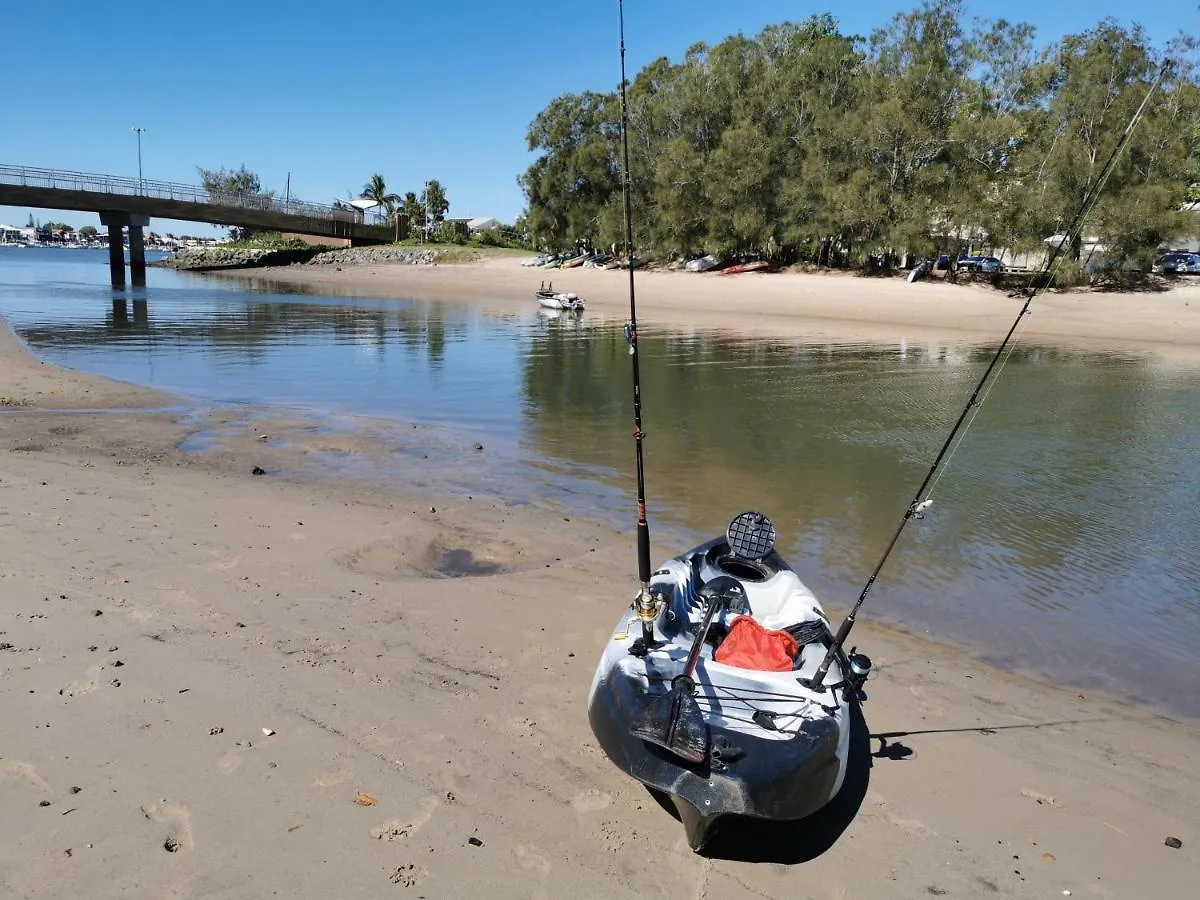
[3,246,1200,721]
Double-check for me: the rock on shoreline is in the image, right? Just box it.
[158,245,455,271]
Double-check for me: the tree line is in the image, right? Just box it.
[519,0,1200,277]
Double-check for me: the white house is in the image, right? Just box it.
[466,217,501,233]
[332,198,388,224]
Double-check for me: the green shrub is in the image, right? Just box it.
[435,222,467,244]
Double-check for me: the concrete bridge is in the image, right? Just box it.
[0,163,397,287]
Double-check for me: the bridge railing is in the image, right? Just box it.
[0,164,391,226]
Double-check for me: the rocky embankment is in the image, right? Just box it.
[159,244,469,272]
[302,246,456,266]
[155,247,323,271]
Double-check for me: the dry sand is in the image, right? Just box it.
[1,294,1197,898]
[221,255,1200,361]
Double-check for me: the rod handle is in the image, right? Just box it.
[636,521,651,585]
[830,614,854,650]
[812,614,855,687]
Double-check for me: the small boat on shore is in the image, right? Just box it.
[717,259,769,275]
[587,512,864,851]
[535,282,585,311]
[907,258,933,283]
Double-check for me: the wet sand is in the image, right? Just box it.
[216,255,1200,362]
[1,314,1197,899]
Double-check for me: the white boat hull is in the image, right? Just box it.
[535,289,585,311]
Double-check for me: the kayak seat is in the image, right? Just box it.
[785,619,833,671]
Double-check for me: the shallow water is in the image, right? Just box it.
[3,245,1200,721]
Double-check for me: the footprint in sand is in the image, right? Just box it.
[0,760,51,792]
[314,756,354,788]
[865,789,936,834]
[370,796,441,841]
[1020,787,1059,807]
[141,800,195,853]
[388,863,429,887]
[205,552,242,572]
[217,751,246,776]
[570,789,612,814]
[513,844,552,874]
[886,812,937,837]
[370,820,414,841]
[59,667,101,699]
[907,684,947,716]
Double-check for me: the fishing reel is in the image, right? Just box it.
[909,498,933,520]
[844,646,873,701]
[627,584,668,658]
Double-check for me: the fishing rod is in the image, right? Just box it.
[809,56,1176,689]
[616,0,657,648]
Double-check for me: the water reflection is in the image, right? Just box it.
[110,295,150,330]
[18,287,475,400]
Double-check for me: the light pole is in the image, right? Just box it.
[424,179,431,243]
[131,127,145,192]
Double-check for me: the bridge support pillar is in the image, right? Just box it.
[105,222,125,288]
[99,211,150,288]
[129,223,147,287]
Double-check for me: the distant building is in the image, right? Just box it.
[466,217,501,233]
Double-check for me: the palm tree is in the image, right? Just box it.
[360,174,401,221]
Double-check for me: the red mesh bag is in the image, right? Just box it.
[713,616,798,672]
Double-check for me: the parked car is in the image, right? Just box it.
[1152,252,1200,274]
[957,255,1002,273]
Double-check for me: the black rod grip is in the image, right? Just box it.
[636,521,651,585]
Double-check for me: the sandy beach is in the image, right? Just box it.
[221,254,1200,361]
[2,292,1198,898]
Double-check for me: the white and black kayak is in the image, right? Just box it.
[535,282,585,311]
[586,512,870,852]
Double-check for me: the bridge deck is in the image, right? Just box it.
[0,164,395,244]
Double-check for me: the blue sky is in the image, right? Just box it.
[1,1,1193,236]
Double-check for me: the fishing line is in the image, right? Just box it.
[920,298,1032,504]
[810,49,1178,687]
